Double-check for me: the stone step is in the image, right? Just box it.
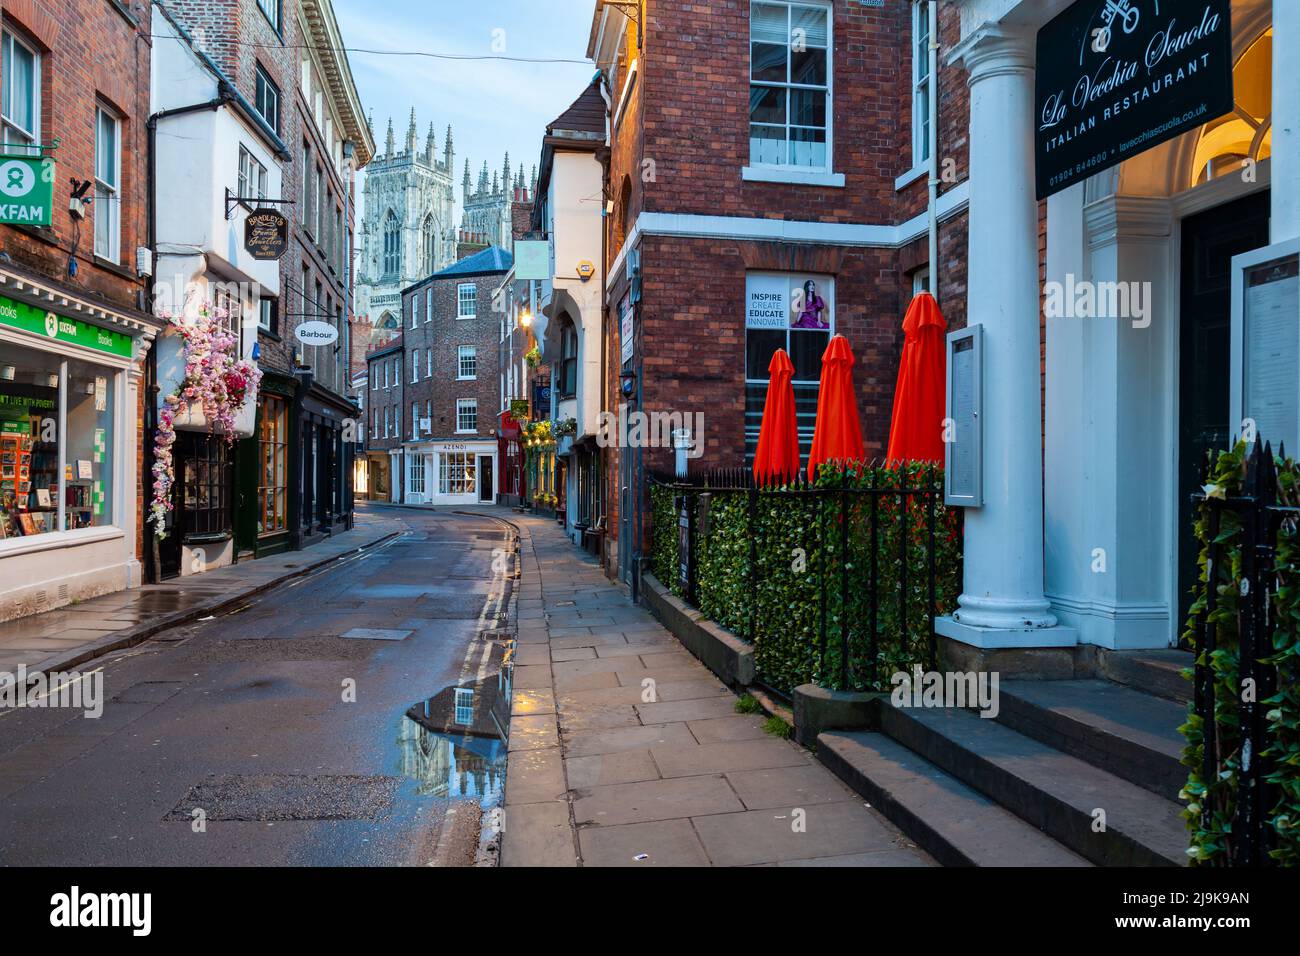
[1098,649,1193,704]
[818,730,1090,867]
[881,704,1188,866]
[995,679,1187,801]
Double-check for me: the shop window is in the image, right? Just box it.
[457,284,477,319]
[456,399,477,434]
[180,434,228,538]
[439,452,476,496]
[749,1,831,170]
[744,272,834,463]
[0,343,117,541]
[258,396,287,536]
[458,345,477,380]
[254,63,280,134]
[1192,29,1272,186]
[1,30,39,155]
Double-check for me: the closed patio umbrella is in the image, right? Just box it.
[885,291,948,464]
[752,348,800,485]
[807,334,866,481]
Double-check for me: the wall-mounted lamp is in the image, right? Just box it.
[520,309,532,328]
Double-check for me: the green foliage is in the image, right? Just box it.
[650,463,962,695]
[734,694,763,715]
[1180,442,1300,865]
[762,715,793,739]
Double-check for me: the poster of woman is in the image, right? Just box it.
[791,279,830,329]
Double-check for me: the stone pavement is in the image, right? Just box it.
[497,511,933,867]
[0,507,405,678]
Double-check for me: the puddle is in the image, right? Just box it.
[397,639,514,809]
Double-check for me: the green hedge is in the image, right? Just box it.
[1181,442,1300,865]
[650,463,962,693]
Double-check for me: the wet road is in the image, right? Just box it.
[0,506,514,866]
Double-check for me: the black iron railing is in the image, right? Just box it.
[1185,440,1297,866]
[649,465,962,695]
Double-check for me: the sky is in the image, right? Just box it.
[334,0,600,219]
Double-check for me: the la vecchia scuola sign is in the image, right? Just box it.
[1035,0,1234,200]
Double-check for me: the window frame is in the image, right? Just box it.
[455,398,478,435]
[411,348,419,383]
[747,0,834,174]
[257,0,281,33]
[457,345,478,381]
[912,0,932,167]
[456,283,477,319]
[254,63,280,135]
[93,105,122,263]
[257,395,288,537]
[1,29,40,154]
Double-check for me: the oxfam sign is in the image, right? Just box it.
[294,321,339,346]
[0,156,54,226]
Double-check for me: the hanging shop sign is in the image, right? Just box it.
[294,321,339,347]
[1034,0,1234,200]
[0,155,54,226]
[244,208,290,260]
[0,294,133,358]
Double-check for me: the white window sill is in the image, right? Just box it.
[0,525,125,559]
[742,166,845,188]
[895,165,928,191]
[454,429,477,435]
[456,376,477,382]
[456,315,476,321]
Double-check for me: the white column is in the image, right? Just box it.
[938,25,1074,648]
[1273,0,1300,242]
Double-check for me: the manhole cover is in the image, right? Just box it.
[165,774,398,821]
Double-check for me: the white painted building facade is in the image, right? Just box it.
[940,0,1294,653]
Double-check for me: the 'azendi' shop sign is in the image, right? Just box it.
[0,294,133,358]
[1034,0,1234,200]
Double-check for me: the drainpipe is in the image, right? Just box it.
[342,140,355,524]
[598,69,612,571]
[927,0,940,301]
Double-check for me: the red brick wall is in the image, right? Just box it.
[0,0,150,307]
[401,271,506,442]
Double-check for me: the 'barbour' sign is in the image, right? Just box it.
[1034,0,1234,200]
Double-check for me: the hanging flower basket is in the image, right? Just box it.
[149,305,262,539]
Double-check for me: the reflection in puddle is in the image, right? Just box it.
[397,640,513,808]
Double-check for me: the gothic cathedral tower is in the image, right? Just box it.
[356,109,456,344]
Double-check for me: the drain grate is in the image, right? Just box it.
[165,774,398,822]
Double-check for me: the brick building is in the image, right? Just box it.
[362,334,402,501]
[0,0,164,621]
[588,0,970,584]
[398,246,512,505]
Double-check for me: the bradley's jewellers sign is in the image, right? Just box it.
[1034,0,1234,200]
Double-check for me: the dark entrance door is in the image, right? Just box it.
[478,455,494,502]
[1176,189,1271,638]
[159,432,231,579]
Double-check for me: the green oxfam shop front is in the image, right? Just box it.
[0,282,159,623]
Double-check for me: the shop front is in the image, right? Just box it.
[234,373,296,560]
[0,288,157,621]
[294,383,357,548]
[408,440,497,506]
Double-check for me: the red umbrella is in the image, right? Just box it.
[885,292,948,464]
[807,334,866,481]
[753,348,800,484]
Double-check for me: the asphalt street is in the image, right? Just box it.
[0,506,513,866]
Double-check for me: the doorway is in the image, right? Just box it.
[1176,188,1271,636]
[477,455,494,503]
